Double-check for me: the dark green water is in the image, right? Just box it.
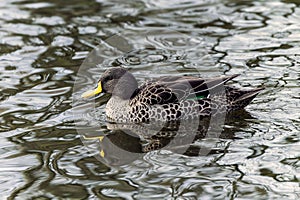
[0,0,299,199]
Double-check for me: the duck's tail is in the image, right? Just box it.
[226,87,264,111]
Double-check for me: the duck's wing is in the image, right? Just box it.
[159,74,240,101]
[130,74,239,105]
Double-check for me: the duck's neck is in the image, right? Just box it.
[105,95,131,122]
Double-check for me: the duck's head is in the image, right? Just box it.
[81,67,138,100]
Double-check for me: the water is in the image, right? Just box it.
[0,0,299,199]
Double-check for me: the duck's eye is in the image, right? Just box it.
[103,75,113,82]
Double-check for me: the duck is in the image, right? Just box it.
[82,67,263,123]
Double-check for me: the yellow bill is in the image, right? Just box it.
[100,149,105,158]
[81,82,102,98]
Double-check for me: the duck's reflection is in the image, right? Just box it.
[80,110,255,166]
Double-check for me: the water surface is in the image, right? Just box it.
[0,0,299,199]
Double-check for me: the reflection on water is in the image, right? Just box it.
[0,0,300,199]
[81,111,254,166]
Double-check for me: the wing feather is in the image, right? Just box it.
[130,74,239,105]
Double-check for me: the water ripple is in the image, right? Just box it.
[0,0,300,199]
